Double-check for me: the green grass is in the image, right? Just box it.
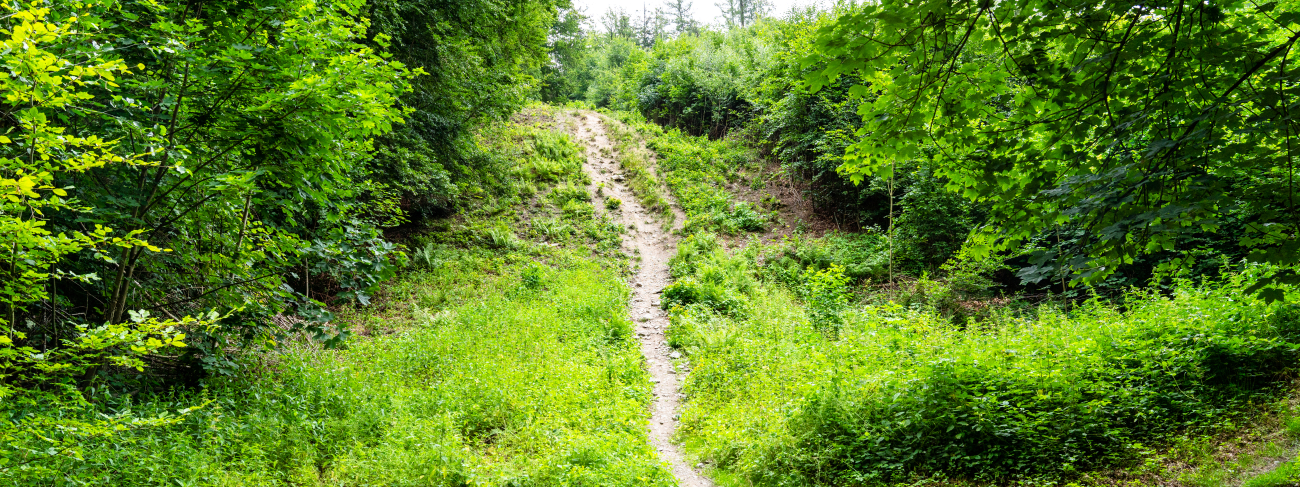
[600,114,675,224]
[615,111,1300,484]
[1243,458,1300,487]
[605,111,770,236]
[41,258,670,486]
[14,110,671,487]
[662,236,1300,486]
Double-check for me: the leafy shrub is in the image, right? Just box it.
[533,217,575,241]
[708,202,768,234]
[674,275,1300,485]
[668,233,725,278]
[893,168,988,269]
[637,28,764,138]
[520,263,545,290]
[481,225,521,249]
[802,264,851,335]
[939,239,1011,299]
[605,197,623,210]
[302,225,402,307]
[563,200,595,219]
[533,131,584,170]
[524,131,585,182]
[408,241,445,270]
[878,241,1014,324]
[524,156,573,182]
[662,275,750,317]
[0,312,220,480]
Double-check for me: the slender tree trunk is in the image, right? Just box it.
[234,191,253,257]
[888,162,896,291]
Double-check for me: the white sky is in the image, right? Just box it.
[573,0,829,29]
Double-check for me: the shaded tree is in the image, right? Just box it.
[540,6,591,102]
[635,4,670,47]
[366,0,566,217]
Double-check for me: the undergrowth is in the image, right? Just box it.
[662,232,1300,486]
[41,259,669,486]
[16,109,670,486]
[606,111,772,236]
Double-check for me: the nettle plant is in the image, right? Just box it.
[802,263,851,336]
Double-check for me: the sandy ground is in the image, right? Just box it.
[569,112,713,487]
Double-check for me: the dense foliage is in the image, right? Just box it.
[598,104,1300,483]
[808,0,1300,297]
[552,10,991,274]
[365,0,568,217]
[554,2,1300,292]
[0,0,573,478]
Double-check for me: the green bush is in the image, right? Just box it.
[523,131,586,182]
[802,264,851,335]
[563,200,595,219]
[670,253,1300,485]
[550,181,591,207]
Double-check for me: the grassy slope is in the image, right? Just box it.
[35,108,672,487]
[603,111,768,236]
[615,109,1300,486]
[34,106,1300,486]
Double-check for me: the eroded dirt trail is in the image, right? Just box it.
[570,112,712,487]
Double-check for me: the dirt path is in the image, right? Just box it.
[571,112,713,487]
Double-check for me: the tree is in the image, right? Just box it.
[366,0,566,216]
[540,6,591,102]
[664,0,699,36]
[65,0,413,341]
[0,0,414,392]
[602,8,636,40]
[0,3,225,476]
[635,4,671,48]
[717,0,771,27]
[808,0,1300,299]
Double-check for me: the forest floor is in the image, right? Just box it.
[567,111,714,487]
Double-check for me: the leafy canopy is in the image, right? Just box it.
[807,0,1300,298]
